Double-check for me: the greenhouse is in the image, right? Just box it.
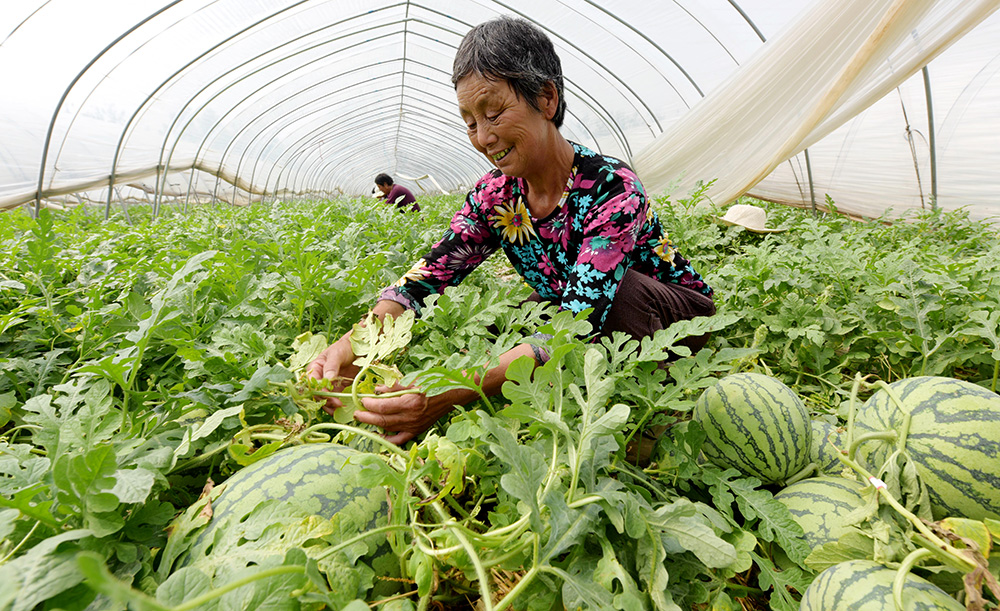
[1,0,999,610]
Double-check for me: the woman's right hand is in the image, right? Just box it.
[307,337,360,410]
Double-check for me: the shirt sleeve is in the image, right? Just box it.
[559,166,646,333]
[379,190,500,314]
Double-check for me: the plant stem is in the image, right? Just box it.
[893,548,933,611]
[0,520,41,564]
[314,524,411,561]
[784,462,817,486]
[847,431,898,462]
[493,566,539,611]
[835,451,976,573]
[300,423,408,457]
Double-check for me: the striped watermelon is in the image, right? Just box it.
[169,442,398,595]
[810,420,846,475]
[693,373,811,484]
[800,560,963,610]
[775,476,867,549]
[854,376,1000,520]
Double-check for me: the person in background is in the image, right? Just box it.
[312,16,714,458]
[375,173,420,212]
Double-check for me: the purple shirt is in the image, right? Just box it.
[379,184,419,212]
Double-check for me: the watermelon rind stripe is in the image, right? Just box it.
[776,476,866,549]
[854,376,1000,520]
[801,560,963,610]
[694,373,810,484]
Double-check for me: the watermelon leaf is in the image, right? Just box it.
[804,531,876,572]
[646,499,737,569]
[77,551,169,611]
[728,477,811,565]
[750,550,810,611]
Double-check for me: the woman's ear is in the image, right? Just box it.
[538,81,559,120]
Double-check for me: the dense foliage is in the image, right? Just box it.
[1,191,998,610]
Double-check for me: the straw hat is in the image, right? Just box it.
[714,204,784,233]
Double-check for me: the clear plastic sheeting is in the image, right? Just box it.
[633,0,1000,221]
[0,0,998,222]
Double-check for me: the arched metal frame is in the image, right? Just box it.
[25,0,785,215]
[166,17,647,199]
[34,0,187,215]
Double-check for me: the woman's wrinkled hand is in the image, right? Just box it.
[354,383,464,445]
[307,339,360,409]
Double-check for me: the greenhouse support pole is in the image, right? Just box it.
[34,2,184,217]
[114,187,133,226]
[922,66,938,211]
[805,149,817,216]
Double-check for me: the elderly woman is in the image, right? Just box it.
[309,16,714,446]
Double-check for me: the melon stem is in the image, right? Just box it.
[847,431,898,463]
[784,463,816,486]
[893,548,933,611]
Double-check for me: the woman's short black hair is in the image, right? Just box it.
[451,16,566,128]
[374,173,393,186]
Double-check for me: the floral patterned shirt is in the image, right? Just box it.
[379,142,712,333]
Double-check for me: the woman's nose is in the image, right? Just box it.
[476,123,497,149]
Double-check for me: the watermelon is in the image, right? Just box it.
[775,476,867,549]
[810,420,846,475]
[800,560,963,610]
[854,376,1000,520]
[693,373,811,484]
[166,442,398,596]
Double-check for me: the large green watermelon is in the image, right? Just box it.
[775,476,868,549]
[164,442,398,597]
[800,560,963,610]
[854,376,1000,520]
[810,420,846,475]
[693,373,811,484]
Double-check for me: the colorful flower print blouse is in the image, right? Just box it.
[379,142,712,333]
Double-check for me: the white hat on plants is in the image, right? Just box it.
[714,204,785,233]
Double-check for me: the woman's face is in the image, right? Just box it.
[456,73,557,179]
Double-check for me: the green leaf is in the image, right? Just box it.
[480,413,547,531]
[228,440,284,467]
[548,565,617,610]
[0,508,19,541]
[0,483,59,529]
[727,476,811,565]
[594,539,645,610]
[966,310,1000,359]
[720,529,757,577]
[109,467,156,504]
[750,550,811,611]
[52,444,124,536]
[77,551,168,611]
[804,531,875,572]
[231,365,293,403]
[647,499,737,569]
[634,525,678,611]
[539,492,602,563]
[0,391,14,428]
[155,566,215,608]
[0,529,93,611]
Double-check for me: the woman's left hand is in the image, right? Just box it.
[353,384,471,445]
